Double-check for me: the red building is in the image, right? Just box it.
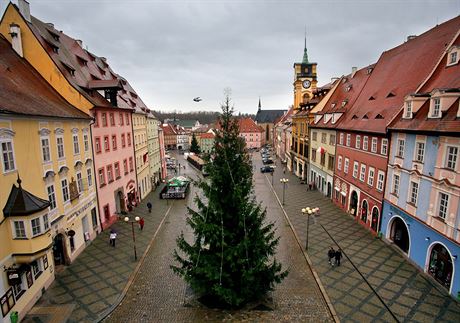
[333,16,460,233]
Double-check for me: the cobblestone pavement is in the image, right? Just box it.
[105,152,334,322]
[264,153,460,322]
[23,183,173,323]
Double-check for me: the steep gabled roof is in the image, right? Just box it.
[337,15,460,134]
[255,109,287,123]
[161,124,177,135]
[200,132,215,139]
[239,118,264,133]
[3,178,50,217]
[0,35,89,119]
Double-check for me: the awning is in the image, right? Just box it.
[341,191,347,196]
[317,147,326,154]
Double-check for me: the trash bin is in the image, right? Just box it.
[377,232,383,239]
[10,311,18,323]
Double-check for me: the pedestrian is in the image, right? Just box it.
[283,167,286,174]
[328,246,335,266]
[109,230,117,247]
[335,248,342,266]
[139,217,145,230]
[147,201,152,213]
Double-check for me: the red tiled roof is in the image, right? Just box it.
[238,118,264,133]
[0,36,90,119]
[200,133,215,139]
[161,124,177,135]
[337,16,460,134]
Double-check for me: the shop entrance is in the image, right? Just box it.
[390,217,409,253]
[371,207,379,232]
[53,234,67,266]
[428,244,453,290]
[350,191,358,216]
[361,200,368,223]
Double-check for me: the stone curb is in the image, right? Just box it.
[96,203,174,322]
[266,174,340,323]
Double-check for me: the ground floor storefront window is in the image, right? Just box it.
[428,243,453,290]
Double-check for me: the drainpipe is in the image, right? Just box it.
[89,113,103,233]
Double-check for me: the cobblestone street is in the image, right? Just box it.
[105,152,334,322]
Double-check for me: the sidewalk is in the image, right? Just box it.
[23,185,172,323]
[267,156,460,322]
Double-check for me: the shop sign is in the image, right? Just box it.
[67,198,96,222]
[6,270,20,286]
[69,178,79,201]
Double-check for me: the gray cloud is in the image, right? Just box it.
[2,0,459,113]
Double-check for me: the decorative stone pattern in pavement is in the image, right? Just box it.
[105,152,334,322]
[267,153,460,322]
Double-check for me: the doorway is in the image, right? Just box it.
[53,234,67,266]
[350,191,358,216]
[390,217,409,253]
[371,207,379,232]
[428,244,453,290]
[327,183,332,198]
[361,200,368,223]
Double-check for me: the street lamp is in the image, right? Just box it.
[124,216,140,260]
[270,165,277,185]
[302,207,319,250]
[280,178,289,205]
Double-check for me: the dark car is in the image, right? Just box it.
[261,153,270,159]
[260,166,274,173]
[263,158,274,165]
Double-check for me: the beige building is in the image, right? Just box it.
[146,110,162,189]
[133,108,150,201]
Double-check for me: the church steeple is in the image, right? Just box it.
[258,97,261,111]
[302,29,309,64]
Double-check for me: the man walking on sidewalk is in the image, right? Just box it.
[109,230,117,247]
[328,247,335,266]
[335,248,342,266]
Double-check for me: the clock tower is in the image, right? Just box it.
[293,36,317,110]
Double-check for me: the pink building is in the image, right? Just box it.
[238,118,265,149]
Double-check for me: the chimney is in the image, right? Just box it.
[407,35,417,41]
[9,23,23,57]
[18,0,31,23]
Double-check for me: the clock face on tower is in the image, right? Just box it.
[302,80,311,89]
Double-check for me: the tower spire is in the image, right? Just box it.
[258,96,261,111]
[302,26,309,64]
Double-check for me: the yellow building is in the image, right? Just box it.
[0,35,97,322]
[133,108,150,200]
[146,110,162,190]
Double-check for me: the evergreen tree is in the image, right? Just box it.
[190,133,201,154]
[172,95,287,308]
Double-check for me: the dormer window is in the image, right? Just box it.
[331,103,336,109]
[346,85,352,92]
[432,98,441,117]
[447,46,459,66]
[367,67,373,74]
[341,100,347,107]
[404,101,413,118]
[331,114,335,123]
[450,52,457,64]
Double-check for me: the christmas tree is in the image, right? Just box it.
[172,95,287,308]
[190,133,201,154]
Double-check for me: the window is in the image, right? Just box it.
[104,136,110,151]
[397,139,405,157]
[339,133,344,145]
[432,98,441,117]
[409,181,418,204]
[41,137,51,162]
[83,134,89,152]
[346,134,351,146]
[450,51,458,64]
[98,168,105,186]
[76,172,83,193]
[43,214,49,231]
[371,138,378,153]
[405,101,412,118]
[13,220,26,238]
[329,134,336,145]
[415,142,425,162]
[344,158,349,174]
[377,171,385,192]
[102,113,107,126]
[328,155,335,171]
[311,149,316,162]
[87,168,93,187]
[61,179,69,202]
[73,134,80,155]
[126,113,130,125]
[47,185,57,210]
[31,260,42,279]
[129,157,134,171]
[355,135,361,149]
[31,217,41,236]
[110,113,115,126]
[321,133,327,143]
[114,162,120,178]
[360,164,366,182]
[94,112,99,127]
[95,137,101,153]
[107,165,114,182]
[338,156,342,170]
[112,135,117,150]
[123,159,128,174]
[320,153,326,166]
[438,193,449,219]
[127,133,131,146]
[1,139,15,172]
[363,136,368,151]
[392,174,400,195]
[57,136,64,159]
[121,134,126,148]
[381,139,388,155]
[368,168,375,186]
[446,146,458,170]
[119,112,124,125]
[353,161,359,178]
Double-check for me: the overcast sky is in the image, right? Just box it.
[2,0,460,114]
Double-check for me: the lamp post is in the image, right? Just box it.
[124,216,140,260]
[302,207,319,250]
[270,165,277,185]
[280,178,289,205]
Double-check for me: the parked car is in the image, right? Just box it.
[260,166,274,173]
[261,153,270,159]
[263,158,274,165]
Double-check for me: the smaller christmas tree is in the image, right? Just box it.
[190,133,201,154]
[172,94,287,308]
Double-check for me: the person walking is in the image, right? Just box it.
[139,217,145,230]
[328,247,335,266]
[109,230,117,247]
[335,248,343,266]
[147,202,152,213]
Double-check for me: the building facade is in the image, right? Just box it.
[238,118,265,149]
[133,108,150,201]
[146,110,162,189]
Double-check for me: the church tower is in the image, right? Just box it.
[293,35,317,110]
